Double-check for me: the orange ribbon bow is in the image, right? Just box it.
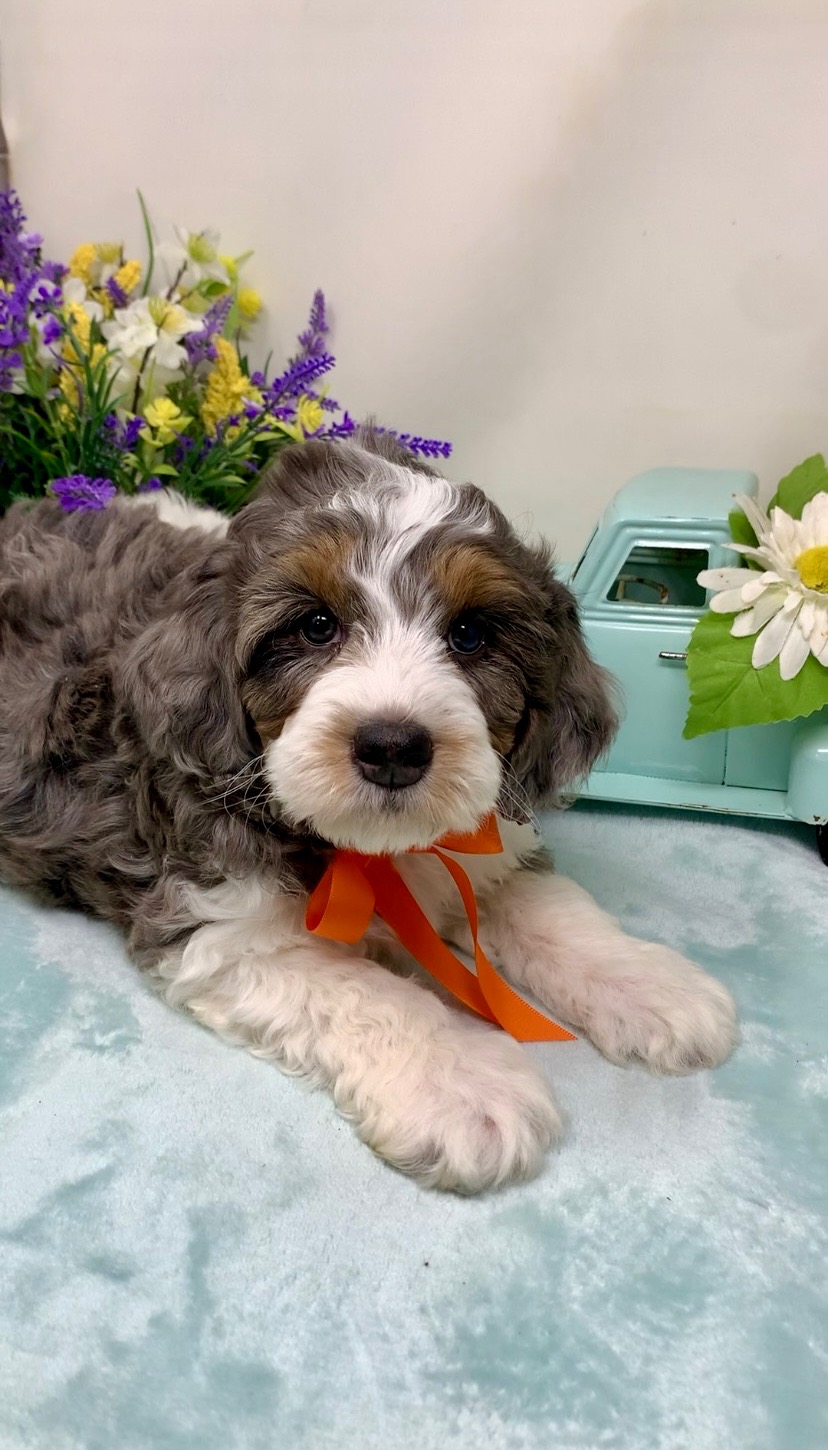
[306,813,575,1043]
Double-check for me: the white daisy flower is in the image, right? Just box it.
[698,492,828,680]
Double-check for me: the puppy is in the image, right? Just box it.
[0,431,737,1191]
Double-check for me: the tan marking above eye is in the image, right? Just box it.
[279,535,358,621]
[238,530,359,666]
[430,543,527,616]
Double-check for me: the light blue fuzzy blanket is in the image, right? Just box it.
[1,803,826,1450]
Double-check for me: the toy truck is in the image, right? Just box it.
[566,468,828,863]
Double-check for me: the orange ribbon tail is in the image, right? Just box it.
[305,815,575,1044]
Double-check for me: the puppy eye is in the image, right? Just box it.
[447,613,487,656]
[298,606,341,647]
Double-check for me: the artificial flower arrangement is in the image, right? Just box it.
[684,456,828,737]
[0,188,450,515]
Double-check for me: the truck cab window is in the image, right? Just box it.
[607,544,709,608]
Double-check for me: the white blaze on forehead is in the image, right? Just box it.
[325,459,492,615]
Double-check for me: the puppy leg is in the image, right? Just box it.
[152,892,561,1192]
[480,868,738,1074]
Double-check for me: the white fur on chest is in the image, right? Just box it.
[368,816,540,947]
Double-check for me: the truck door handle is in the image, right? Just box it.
[658,650,687,661]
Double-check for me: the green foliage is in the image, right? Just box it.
[727,506,758,552]
[684,592,828,739]
[767,453,828,519]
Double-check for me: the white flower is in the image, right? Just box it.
[102,295,203,370]
[698,492,828,679]
[62,277,104,324]
[156,226,228,291]
[100,296,203,406]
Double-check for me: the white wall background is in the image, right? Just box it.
[2,0,828,559]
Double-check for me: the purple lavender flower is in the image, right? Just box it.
[172,434,195,466]
[50,475,117,512]
[0,191,63,295]
[0,287,29,390]
[265,351,335,407]
[138,476,163,492]
[292,289,329,362]
[322,411,357,440]
[374,428,452,460]
[184,294,232,368]
[40,314,63,347]
[120,416,144,452]
[106,275,128,310]
[0,189,65,388]
[29,279,63,318]
[0,190,42,286]
[100,414,143,452]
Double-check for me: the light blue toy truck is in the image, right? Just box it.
[566,468,828,863]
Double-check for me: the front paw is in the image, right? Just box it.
[340,1025,563,1193]
[583,945,738,1075]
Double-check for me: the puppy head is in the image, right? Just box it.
[230,432,617,853]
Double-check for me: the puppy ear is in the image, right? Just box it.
[240,439,352,517]
[118,555,255,781]
[510,575,619,805]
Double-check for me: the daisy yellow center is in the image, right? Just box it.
[795,545,828,592]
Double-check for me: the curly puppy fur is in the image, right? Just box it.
[0,431,737,1191]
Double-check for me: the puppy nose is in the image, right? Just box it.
[353,721,434,790]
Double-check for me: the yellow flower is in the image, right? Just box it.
[145,397,182,430]
[237,287,262,325]
[63,300,92,353]
[58,342,107,411]
[201,337,251,435]
[143,396,190,446]
[58,368,79,411]
[114,259,142,296]
[296,394,324,437]
[69,243,97,286]
[219,254,239,283]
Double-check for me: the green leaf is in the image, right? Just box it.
[767,454,828,519]
[727,507,758,550]
[201,280,231,299]
[683,610,828,738]
[137,190,155,297]
[150,463,179,477]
